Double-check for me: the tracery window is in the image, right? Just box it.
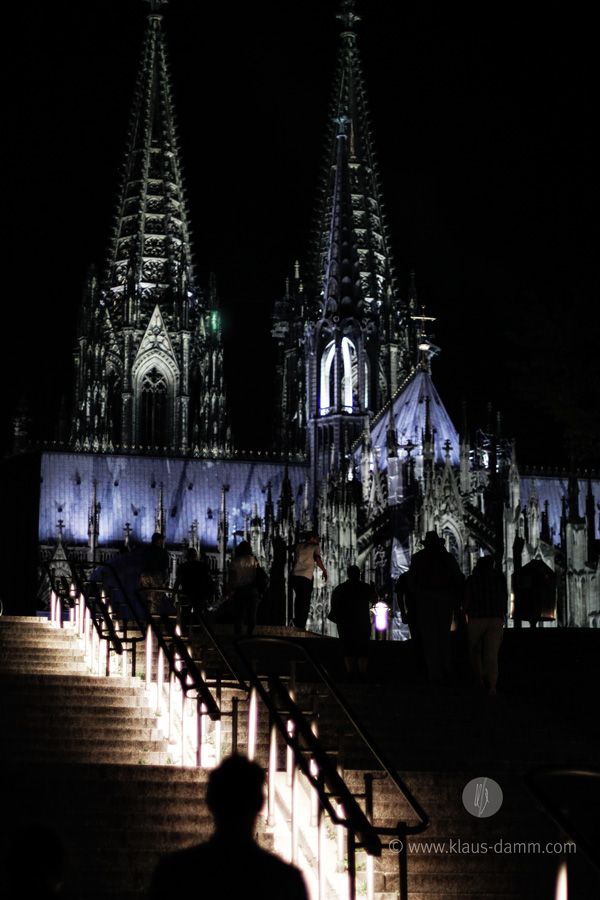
[320,337,367,415]
[140,367,168,446]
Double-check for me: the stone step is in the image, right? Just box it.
[0,688,153,708]
[3,708,162,728]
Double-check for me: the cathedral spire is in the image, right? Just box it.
[310,1,401,326]
[104,1,197,325]
[70,3,230,456]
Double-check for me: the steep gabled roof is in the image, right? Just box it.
[356,366,460,470]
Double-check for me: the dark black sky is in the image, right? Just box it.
[6,0,598,467]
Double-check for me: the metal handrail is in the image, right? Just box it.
[97,560,221,722]
[46,564,123,661]
[186,605,250,692]
[235,635,430,900]
[237,635,430,836]
[134,588,221,722]
[70,570,124,656]
[525,765,600,871]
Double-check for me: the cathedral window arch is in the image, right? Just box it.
[320,337,368,415]
[133,360,176,448]
[441,523,463,570]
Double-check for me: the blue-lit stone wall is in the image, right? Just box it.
[39,452,309,550]
[520,476,600,545]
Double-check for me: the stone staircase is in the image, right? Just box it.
[0,615,598,899]
[0,617,211,899]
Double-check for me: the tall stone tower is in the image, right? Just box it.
[70,0,229,457]
[273,0,417,491]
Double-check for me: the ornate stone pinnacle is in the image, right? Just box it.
[337,0,360,32]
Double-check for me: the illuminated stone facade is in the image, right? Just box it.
[38,1,599,630]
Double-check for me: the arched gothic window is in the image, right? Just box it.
[140,367,168,446]
[320,337,368,415]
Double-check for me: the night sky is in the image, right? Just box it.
[6,0,598,468]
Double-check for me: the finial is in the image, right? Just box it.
[335,113,350,138]
[337,0,360,33]
[411,303,439,365]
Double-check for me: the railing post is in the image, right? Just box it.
[169,669,176,745]
[83,604,90,661]
[247,685,258,761]
[317,775,326,900]
[364,773,374,900]
[337,735,346,870]
[156,646,164,714]
[291,747,299,865]
[397,822,408,900]
[232,697,239,755]
[310,698,319,828]
[214,679,222,766]
[197,698,206,768]
[78,594,85,637]
[267,718,277,827]
[145,626,153,691]
[180,677,186,766]
[347,828,356,900]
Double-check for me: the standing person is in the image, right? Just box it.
[148,755,308,900]
[226,541,264,636]
[329,565,377,677]
[173,548,216,623]
[291,532,327,629]
[462,555,507,695]
[138,532,170,616]
[407,531,464,683]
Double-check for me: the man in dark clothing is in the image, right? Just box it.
[463,555,507,695]
[148,755,308,900]
[407,531,464,683]
[173,548,215,622]
[329,565,377,675]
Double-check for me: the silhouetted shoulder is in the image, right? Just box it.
[148,838,308,900]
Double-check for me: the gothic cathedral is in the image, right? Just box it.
[36,0,599,630]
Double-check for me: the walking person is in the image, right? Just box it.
[329,565,377,678]
[462,555,507,695]
[407,531,464,683]
[291,532,327,629]
[226,541,266,635]
[173,548,216,625]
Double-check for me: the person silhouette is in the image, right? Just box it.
[407,531,464,683]
[329,565,377,677]
[148,755,308,899]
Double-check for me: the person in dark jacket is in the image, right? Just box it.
[407,531,464,683]
[226,541,262,635]
[329,565,377,676]
[173,548,216,626]
[463,555,507,695]
[148,756,308,900]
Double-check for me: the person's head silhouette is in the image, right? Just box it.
[206,756,265,838]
